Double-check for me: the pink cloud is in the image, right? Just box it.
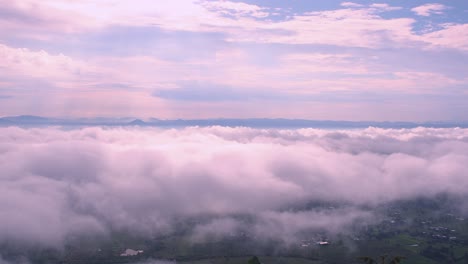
[420,23,468,51]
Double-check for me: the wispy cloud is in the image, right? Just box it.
[340,2,363,8]
[411,3,448,16]
[200,0,270,18]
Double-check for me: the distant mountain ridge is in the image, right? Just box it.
[0,115,467,128]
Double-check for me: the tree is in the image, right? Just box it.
[388,256,405,264]
[248,256,261,264]
[358,256,376,264]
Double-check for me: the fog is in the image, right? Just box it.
[1,126,468,249]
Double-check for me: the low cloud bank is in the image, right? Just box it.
[0,126,467,248]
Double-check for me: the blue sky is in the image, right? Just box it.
[0,0,467,121]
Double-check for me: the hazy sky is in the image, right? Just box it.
[0,0,467,121]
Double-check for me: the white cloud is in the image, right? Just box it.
[340,2,363,8]
[0,126,468,249]
[200,0,270,18]
[0,44,89,80]
[411,3,448,16]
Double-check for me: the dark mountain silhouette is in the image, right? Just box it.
[0,116,467,128]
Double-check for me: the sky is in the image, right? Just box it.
[0,0,467,121]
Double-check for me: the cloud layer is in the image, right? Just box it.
[1,126,468,250]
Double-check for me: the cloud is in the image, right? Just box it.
[369,3,402,12]
[0,43,87,80]
[411,3,448,16]
[419,23,468,51]
[0,43,114,92]
[340,2,363,8]
[223,7,415,49]
[2,0,466,58]
[1,0,460,52]
[0,126,468,253]
[200,0,270,18]
[252,209,373,243]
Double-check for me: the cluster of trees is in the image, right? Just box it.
[358,255,405,264]
[248,254,406,264]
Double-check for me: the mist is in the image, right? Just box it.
[1,126,467,251]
